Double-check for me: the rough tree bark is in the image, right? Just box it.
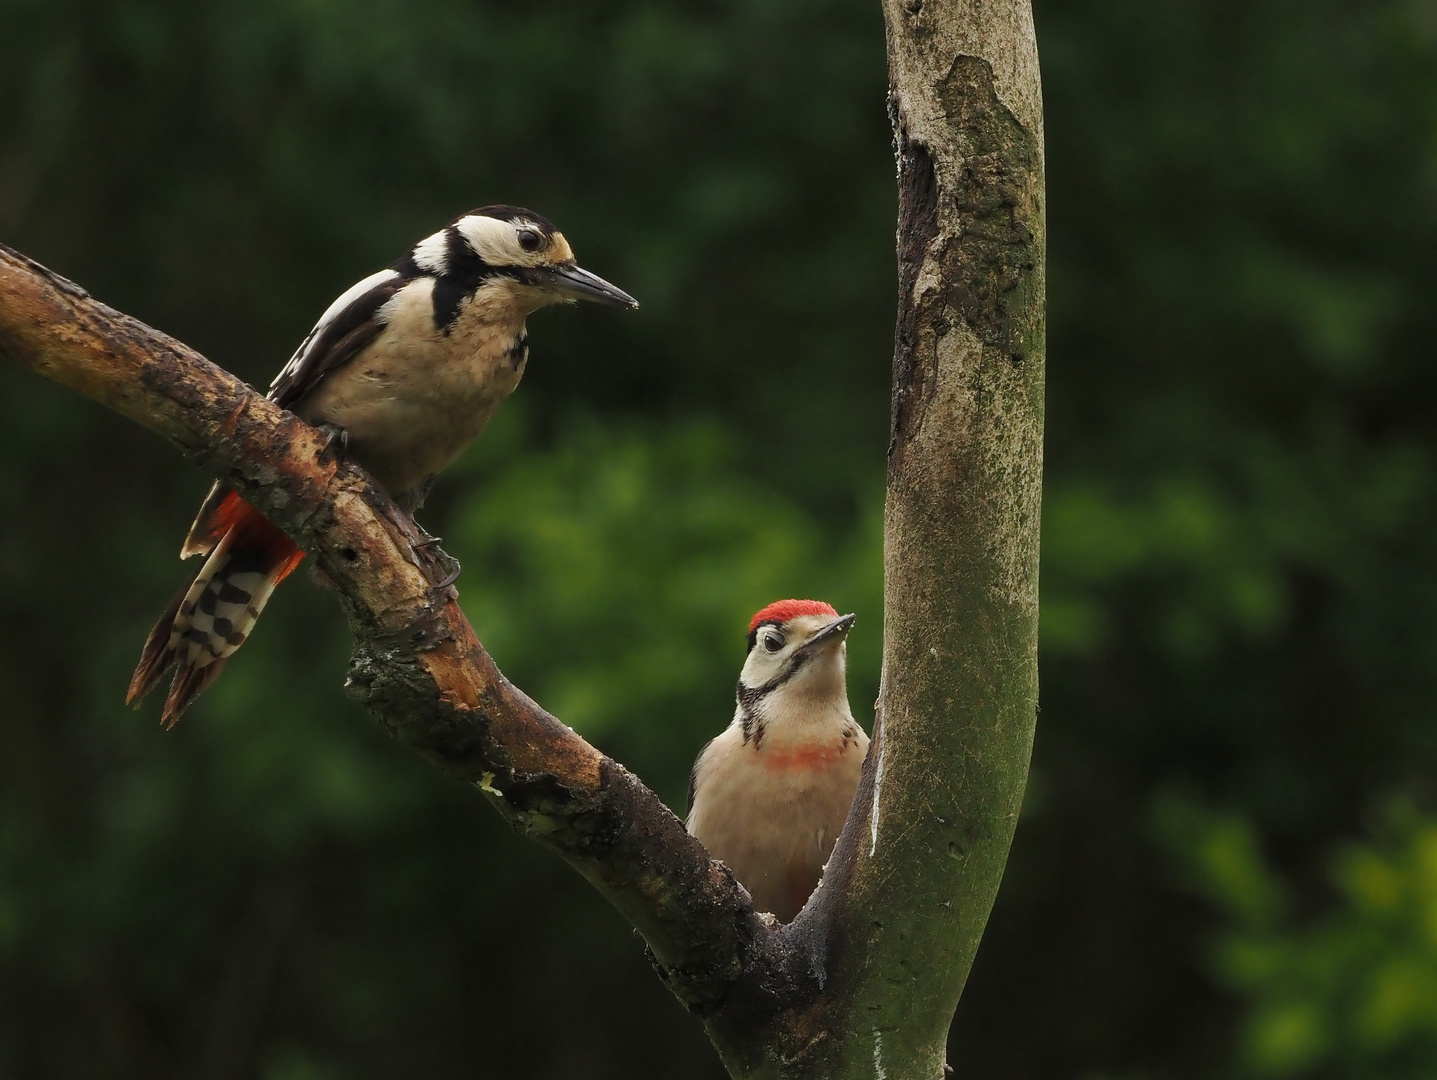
[0,3,1041,1076]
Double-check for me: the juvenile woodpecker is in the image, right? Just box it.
[687,599,869,922]
[128,205,637,725]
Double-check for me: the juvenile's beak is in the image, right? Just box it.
[547,262,639,308]
[801,613,857,653]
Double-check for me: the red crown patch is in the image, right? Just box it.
[748,599,838,634]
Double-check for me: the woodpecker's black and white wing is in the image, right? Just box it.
[266,268,407,409]
[180,267,409,556]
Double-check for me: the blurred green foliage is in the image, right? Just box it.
[1,0,1435,1077]
[1158,797,1437,1080]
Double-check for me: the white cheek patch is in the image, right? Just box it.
[455,214,535,268]
[741,652,781,687]
[411,229,450,274]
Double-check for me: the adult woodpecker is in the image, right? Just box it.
[687,599,869,922]
[128,205,637,726]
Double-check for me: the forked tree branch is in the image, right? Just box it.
[0,3,1042,1072]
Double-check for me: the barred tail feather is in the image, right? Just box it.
[128,494,304,727]
[127,560,204,705]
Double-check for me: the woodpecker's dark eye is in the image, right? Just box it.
[763,632,785,653]
[517,228,542,253]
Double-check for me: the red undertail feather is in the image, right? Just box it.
[747,599,838,633]
[128,493,304,726]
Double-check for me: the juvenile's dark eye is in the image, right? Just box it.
[517,228,542,252]
[763,633,785,653]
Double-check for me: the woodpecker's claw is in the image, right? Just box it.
[433,557,462,590]
[318,423,350,463]
[406,534,461,592]
[418,546,462,590]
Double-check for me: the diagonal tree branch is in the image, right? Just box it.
[0,240,791,1020]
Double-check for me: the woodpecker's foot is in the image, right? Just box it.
[318,423,350,463]
[406,537,461,592]
[410,523,448,562]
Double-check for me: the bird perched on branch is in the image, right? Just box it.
[128,205,637,726]
[687,599,869,922]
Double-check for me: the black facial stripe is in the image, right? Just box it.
[435,282,490,332]
[735,647,815,711]
[428,226,504,332]
[736,678,764,711]
[430,275,471,333]
[738,701,765,749]
[443,224,469,270]
[512,266,555,290]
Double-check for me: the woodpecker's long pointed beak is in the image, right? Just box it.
[547,263,639,308]
[801,613,857,653]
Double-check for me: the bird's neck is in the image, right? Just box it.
[735,685,856,752]
[469,275,554,322]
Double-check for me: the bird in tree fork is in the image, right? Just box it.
[687,599,869,922]
[128,205,638,725]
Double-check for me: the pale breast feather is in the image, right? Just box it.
[267,268,404,407]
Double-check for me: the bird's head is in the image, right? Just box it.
[737,600,857,721]
[434,205,638,314]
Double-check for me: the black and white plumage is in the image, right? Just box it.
[257,203,637,512]
[132,205,636,725]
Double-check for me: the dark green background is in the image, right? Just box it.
[2,1,1435,1077]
